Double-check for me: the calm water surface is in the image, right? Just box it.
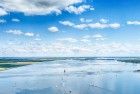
[0,59,140,94]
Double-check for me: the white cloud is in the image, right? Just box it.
[88,23,120,29]
[2,41,140,57]
[0,8,7,16]
[5,29,35,37]
[80,18,92,23]
[80,18,85,22]
[57,34,105,44]
[0,0,82,15]
[6,30,23,35]
[100,19,108,23]
[59,21,74,26]
[65,5,94,14]
[88,23,107,29]
[35,38,41,41]
[48,26,59,32]
[58,38,78,43]
[92,34,102,38]
[80,38,90,42]
[127,21,140,25]
[60,20,120,29]
[74,24,87,29]
[0,19,6,23]
[25,32,34,37]
[109,23,120,29]
[92,34,106,41]
[12,18,20,22]
[82,34,106,41]
[82,35,91,39]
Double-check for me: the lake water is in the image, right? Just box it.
[0,59,140,94]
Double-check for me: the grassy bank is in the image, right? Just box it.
[0,57,58,72]
[0,62,36,68]
[0,62,37,72]
[0,68,6,71]
[0,58,46,72]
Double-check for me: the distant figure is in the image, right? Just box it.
[64,69,66,73]
[69,90,72,93]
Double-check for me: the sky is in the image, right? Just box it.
[0,0,140,57]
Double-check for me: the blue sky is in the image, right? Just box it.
[0,0,140,57]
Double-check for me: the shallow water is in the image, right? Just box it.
[0,59,140,94]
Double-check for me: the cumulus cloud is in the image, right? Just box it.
[58,38,78,43]
[35,38,41,41]
[81,34,106,42]
[60,20,120,29]
[88,23,120,29]
[5,29,35,37]
[59,21,74,26]
[1,41,140,57]
[109,23,120,29]
[0,8,7,16]
[0,0,82,15]
[57,34,106,45]
[74,24,87,29]
[92,34,106,41]
[100,18,108,23]
[80,35,91,43]
[65,5,94,14]
[82,35,91,39]
[6,30,23,35]
[0,19,6,23]
[80,18,92,23]
[48,26,59,32]
[80,38,90,42]
[25,32,34,37]
[127,21,140,25]
[12,18,20,22]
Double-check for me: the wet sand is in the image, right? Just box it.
[0,59,140,94]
